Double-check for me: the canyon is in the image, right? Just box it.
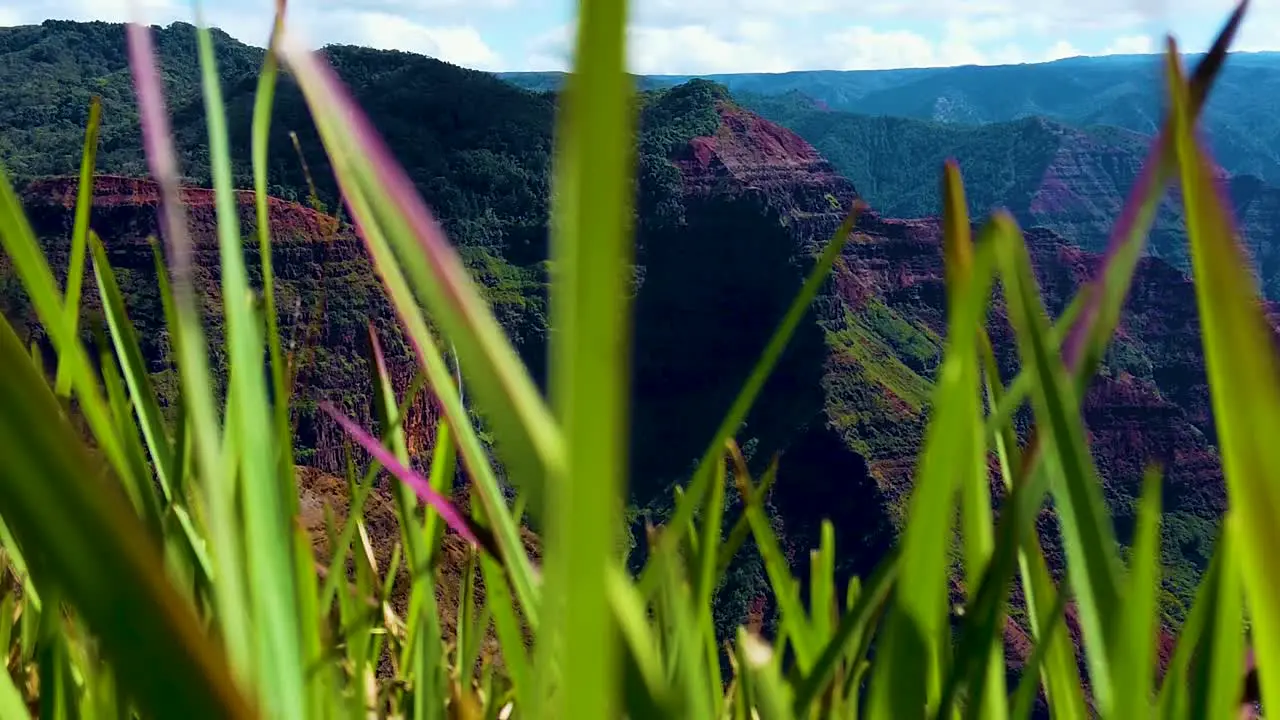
[2,20,1278,702]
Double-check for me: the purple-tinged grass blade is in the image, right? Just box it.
[320,401,502,560]
[125,20,251,680]
[275,33,562,492]
[272,33,543,624]
[1060,0,1249,378]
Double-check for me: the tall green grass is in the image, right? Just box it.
[0,0,1271,717]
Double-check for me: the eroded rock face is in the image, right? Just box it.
[658,99,1241,636]
[13,175,441,475]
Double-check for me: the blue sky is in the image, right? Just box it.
[0,0,1275,73]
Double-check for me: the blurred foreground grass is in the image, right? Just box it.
[0,0,1274,718]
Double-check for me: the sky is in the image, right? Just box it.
[0,0,1276,74]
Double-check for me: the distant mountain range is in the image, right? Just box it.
[502,51,1280,185]
[504,54,1280,299]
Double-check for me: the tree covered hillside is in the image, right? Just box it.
[504,52,1280,184]
[741,91,1280,300]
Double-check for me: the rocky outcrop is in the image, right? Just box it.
[13,175,441,475]
[656,98,1246,637]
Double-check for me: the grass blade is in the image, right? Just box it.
[541,0,636,705]
[1009,580,1070,720]
[640,204,863,597]
[273,36,541,625]
[88,233,177,505]
[54,95,102,397]
[1061,0,1248,379]
[866,171,997,719]
[125,21,249,676]
[252,0,297,523]
[0,161,143,527]
[1113,466,1163,719]
[727,442,816,671]
[275,33,562,510]
[0,314,255,719]
[1163,30,1280,713]
[194,17,304,718]
[992,211,1123,713]
[1187,517,1244,720]
[793,546,899,713]
[943,163,1007,720]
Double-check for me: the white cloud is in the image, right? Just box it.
[1104,34,1156,54]
[6,0,1279,73]
[351,12,502,68]
[313,0,516,8]
[71,0,175,24]
[1043,40,1084,61]
[523,3,1233,74]
[627,25,761,74]
[821,26,950,69]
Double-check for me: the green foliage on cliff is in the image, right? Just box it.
[742,92,1147,222]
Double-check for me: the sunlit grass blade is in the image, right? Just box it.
[88,233,177,504]
[695,456,727,714]
[992,211,1123,713]
[0,314,255,719]
[54,94,102,397]
[252,0,298,523]
[125,21,249,677]
[640,203,863,598]
[866,172,997,719]
[727,441,817,671]
[193,16,305,718]
[1113,466,1162,719]
[540,0,635,712]
[473,503,535,713]
[793,546,898,714]
[290,521,328,718]
[810,521,835,643]
[654,545,713,718]
[607,564,670,714]
[1163,31,1280,713]
[97,325,165,542]
[1185,516,1244,719]
[978,331,1086,720]
[740,630,795,720]
[1009,579,1070,720]
[0,627,24,719]
[942,162,1007,720]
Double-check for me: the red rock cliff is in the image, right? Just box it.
[12,175,442,474]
